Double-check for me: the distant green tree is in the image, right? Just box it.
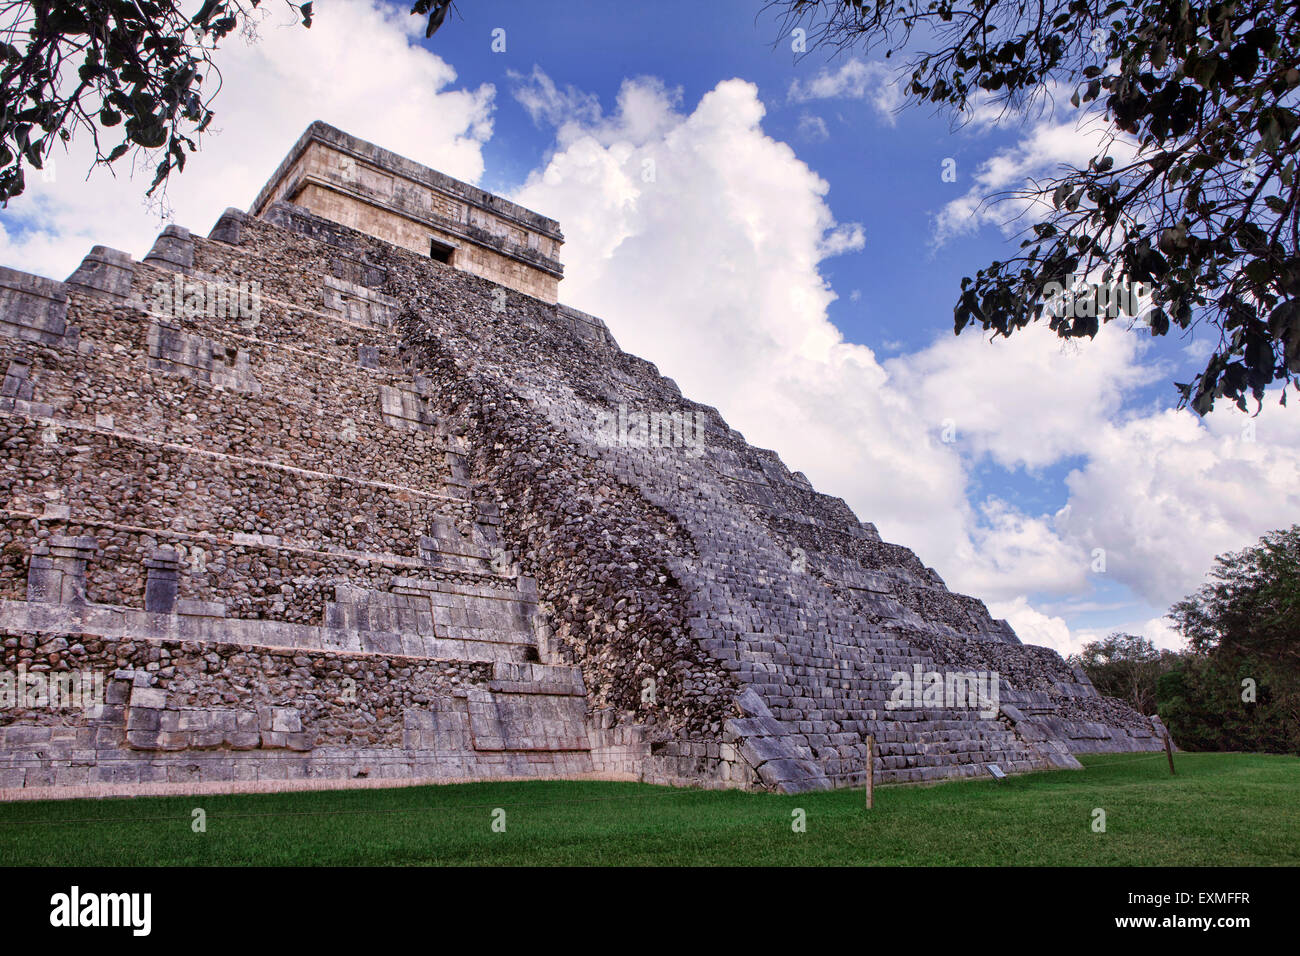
[1069,632,1178,714]
[1170,524,1300,669]
[1160,525,1300,753]
[1157,654,1296,752]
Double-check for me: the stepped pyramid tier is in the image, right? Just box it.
[0,123,1167,798]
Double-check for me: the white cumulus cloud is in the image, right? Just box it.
[511,72,981,568]
[788,59,903,124]
[987,596,1075,655]
[1057,401,1300,608]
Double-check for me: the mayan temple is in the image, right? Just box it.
[0,122,1169,798]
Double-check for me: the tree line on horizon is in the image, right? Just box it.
[1070,524,1300,754]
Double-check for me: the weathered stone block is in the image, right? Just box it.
[65,246,135,300]
[130,687,167,710]
[143,225,195,272]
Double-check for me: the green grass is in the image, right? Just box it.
[1,752,1296,865]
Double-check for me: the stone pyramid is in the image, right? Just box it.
[0,123,1167,797]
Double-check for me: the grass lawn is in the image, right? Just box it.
[0,752,1295,866]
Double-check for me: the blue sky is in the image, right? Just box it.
[2,0,1296,654]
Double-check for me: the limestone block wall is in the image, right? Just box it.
[0,267,78,348]
[0,627,592,791]
[0,178,1165,798]
[0,208,603,798]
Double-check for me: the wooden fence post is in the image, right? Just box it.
[865,735,875,809]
